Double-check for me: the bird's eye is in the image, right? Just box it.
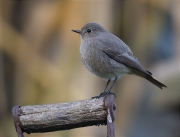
[87,29,91,33]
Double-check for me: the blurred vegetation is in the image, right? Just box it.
[0,1,179,137]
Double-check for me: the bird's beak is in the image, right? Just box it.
[72,30,81,34]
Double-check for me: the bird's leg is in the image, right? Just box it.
[91,79,110,99]
[92,78,117,99]
[106,77,117,96]
[103,79,111,92]
[98,79,111,97]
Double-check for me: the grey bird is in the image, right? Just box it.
[72,22,167,98]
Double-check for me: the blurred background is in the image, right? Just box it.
[0,1,179,137]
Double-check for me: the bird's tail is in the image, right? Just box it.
[145,74,167,89]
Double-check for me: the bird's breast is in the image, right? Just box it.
[80,40,131,80]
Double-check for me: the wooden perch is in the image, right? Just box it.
[12,94,116,137]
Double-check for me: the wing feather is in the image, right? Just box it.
[102,48,150,76]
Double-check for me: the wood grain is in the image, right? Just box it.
[19,98,107,133]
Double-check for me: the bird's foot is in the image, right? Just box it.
[91,91,116,99]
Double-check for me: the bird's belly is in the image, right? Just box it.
[82,55,131,80]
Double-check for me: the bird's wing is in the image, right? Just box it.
[102,48,151,76]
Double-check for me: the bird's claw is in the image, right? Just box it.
[91,91,116,99]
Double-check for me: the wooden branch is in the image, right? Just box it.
[17,97,107,134]
[12,94,116,137]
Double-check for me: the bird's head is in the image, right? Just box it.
[72,22,107,40]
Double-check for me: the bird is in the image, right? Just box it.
[72,22,167,98]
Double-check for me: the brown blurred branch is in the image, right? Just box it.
[0,19,61,90]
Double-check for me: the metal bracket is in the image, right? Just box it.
[12,105,24,137]
[104,94,116,137]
